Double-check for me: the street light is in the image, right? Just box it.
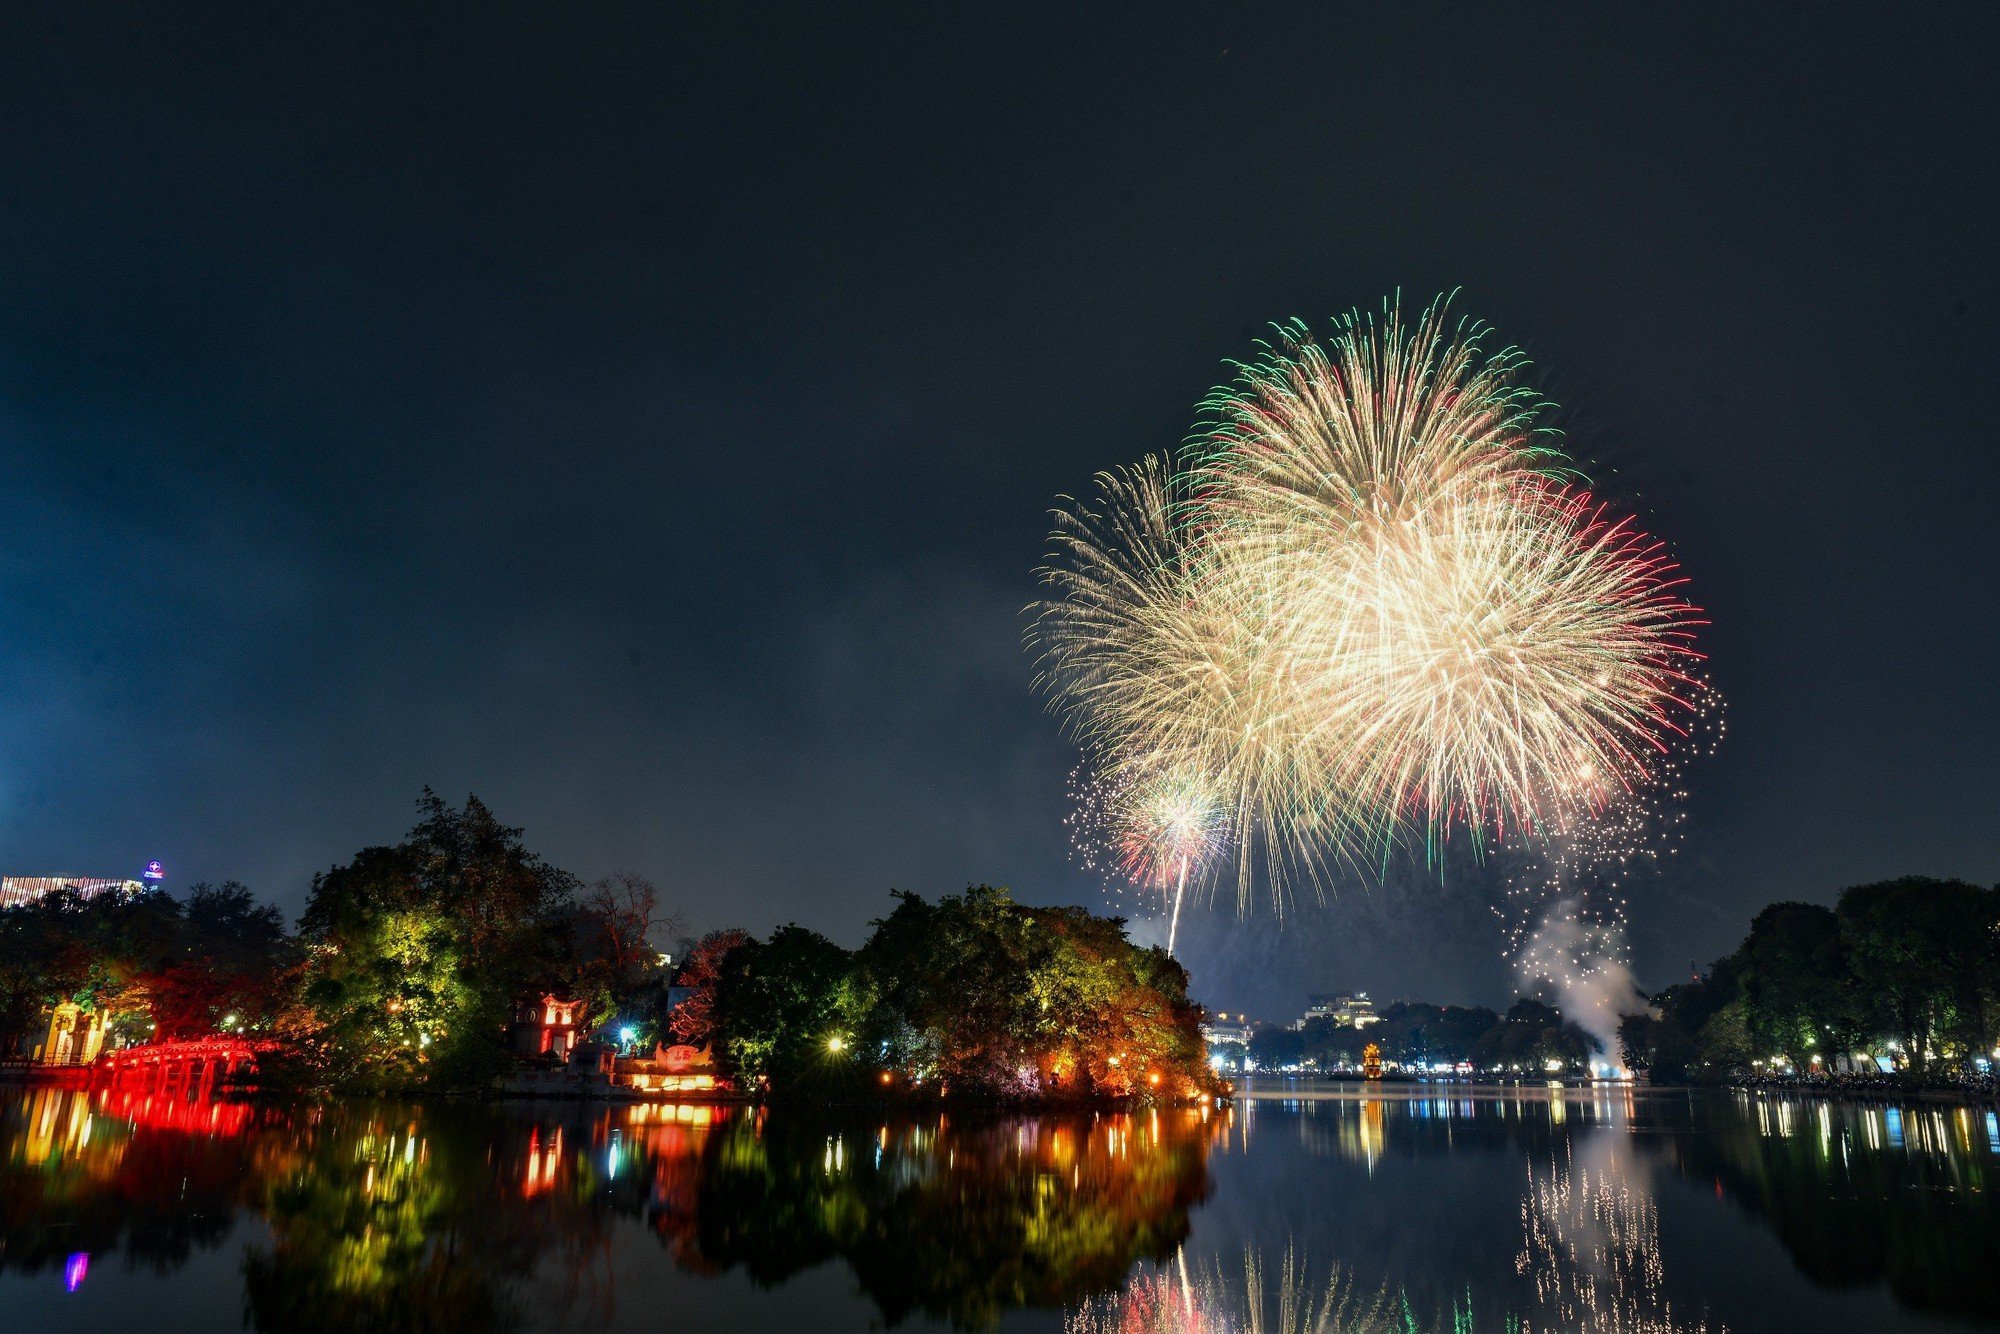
[827,1035,846,1054]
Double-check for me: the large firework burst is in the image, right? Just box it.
[1032,295,1710,921]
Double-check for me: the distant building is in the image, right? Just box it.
[1199,1010,1254,1048]
[1295,992,1380,1031]
[0,876,145,912]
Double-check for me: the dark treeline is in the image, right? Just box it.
[0,792,1216,1102]
[1620,876,2000,1083]
[1231,999,1599,1075]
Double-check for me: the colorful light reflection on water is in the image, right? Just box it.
[0,1083,1994,1330]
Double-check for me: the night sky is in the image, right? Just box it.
[3,7,1995,1018]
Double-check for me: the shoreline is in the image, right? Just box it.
[1230,1075,2000,1108]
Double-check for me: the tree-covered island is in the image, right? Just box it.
[1,792,1221,1103]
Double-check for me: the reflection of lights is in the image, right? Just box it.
[522,1125,565,1198]
[63,1252,88,1292]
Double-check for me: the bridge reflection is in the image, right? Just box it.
[0,1087,1221,1330]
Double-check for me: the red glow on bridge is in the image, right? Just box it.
[93,1037,274,1098]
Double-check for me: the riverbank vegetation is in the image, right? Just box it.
[711,885,1220,1101]
[1620,877,2000,1084]
[0,792,1218,1103]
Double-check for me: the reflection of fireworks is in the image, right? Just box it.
[1033,296,1713,917]
[1516,1140,1724,1333]
[1065,1245,1394,1334]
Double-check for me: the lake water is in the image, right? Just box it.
[2,1079,1996,1332]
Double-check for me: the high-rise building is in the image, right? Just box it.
[0,875,145,912]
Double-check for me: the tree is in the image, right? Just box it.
[1738,902,1859,1066]
[1247,1026,1305,1071]
[147,882,291,1039]
[1620,955,1742,1081]
[1298,1016,1367,1070]
[713,925,861,1092]
[299,791,578,1088]
[1473,999,1595,1071]
[708,886,1219,1102]
[1838,878,1998,1070]
[567,872,683,1025]
[851,885,1214,1099]
[667,929,752,1048]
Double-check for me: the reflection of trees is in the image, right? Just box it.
[0,1090,1216,1331]
[243,1109,506,1332]
[1662,1096,2000,1322]
[0,1088,264,1276]
[679,1108,1218,1327]
[241,1105,632,1333]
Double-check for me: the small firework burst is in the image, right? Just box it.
[1067,761,1230,952]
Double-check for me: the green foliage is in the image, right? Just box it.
[1256,1000,1578,1075]
[1470,999,1596,1071]
[1738,902,1860,1064]
[1248,1026,1305,1070]
[1623,877,2000,1081]
[712,886,1221,1102]
[1366,1002,1503,1067]
[714,925,865,1093]
[299,791,579,1089]
[1837,877,1997,1068]
[0,882,293,1054]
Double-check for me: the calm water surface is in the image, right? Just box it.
[2,1080,1996,1331]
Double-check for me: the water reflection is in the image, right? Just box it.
[0,1087,1218,1329]
[1136,1087,2000,1330]
[1671,1093,2000,1322]
[1517,1136,1718,1333]
[1065,1246,1398,1333]
[7,1085,2000,1329]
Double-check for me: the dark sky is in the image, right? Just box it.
[3,6,1995,1018]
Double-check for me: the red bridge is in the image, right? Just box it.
[93,1037,274,1095]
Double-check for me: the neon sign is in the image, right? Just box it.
[142,861,165,881]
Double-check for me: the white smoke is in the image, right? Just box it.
[1517,899,1650,1071]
